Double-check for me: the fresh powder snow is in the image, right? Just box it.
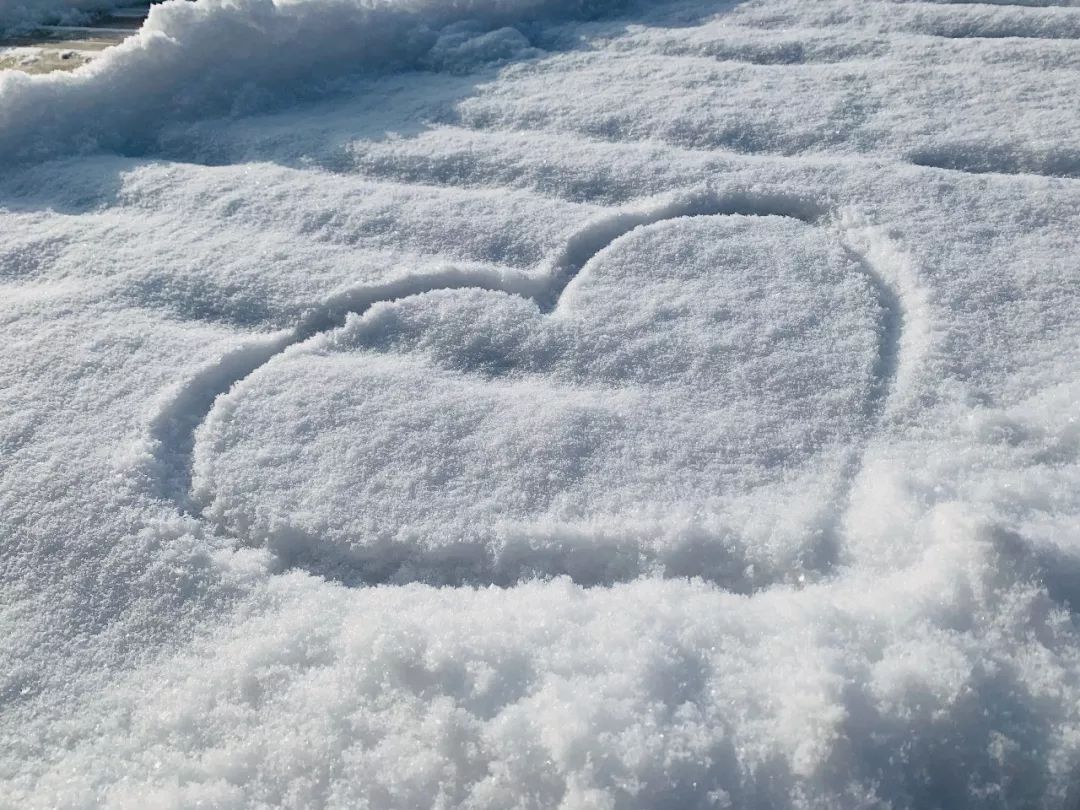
[1,0,1079,807]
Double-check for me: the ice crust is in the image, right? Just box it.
[2,0,1080,807]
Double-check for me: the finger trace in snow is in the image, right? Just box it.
[907,142,1080,179]
[137,187,924,589]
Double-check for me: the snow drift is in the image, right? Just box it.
[0,0,635,162]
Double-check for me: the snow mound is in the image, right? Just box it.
[0,0,633,162]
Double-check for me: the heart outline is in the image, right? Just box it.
[133,184,928,590]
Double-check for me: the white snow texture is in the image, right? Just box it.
[2,0,1080,807]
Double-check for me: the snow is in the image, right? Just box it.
[0,0,125,35]
[2,0,1080,806]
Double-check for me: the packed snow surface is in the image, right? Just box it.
[2,0,1080,806]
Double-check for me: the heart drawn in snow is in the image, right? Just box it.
[182,196,895,591]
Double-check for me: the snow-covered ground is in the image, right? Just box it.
[2,0,1080,806]
[0,3,145,73]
